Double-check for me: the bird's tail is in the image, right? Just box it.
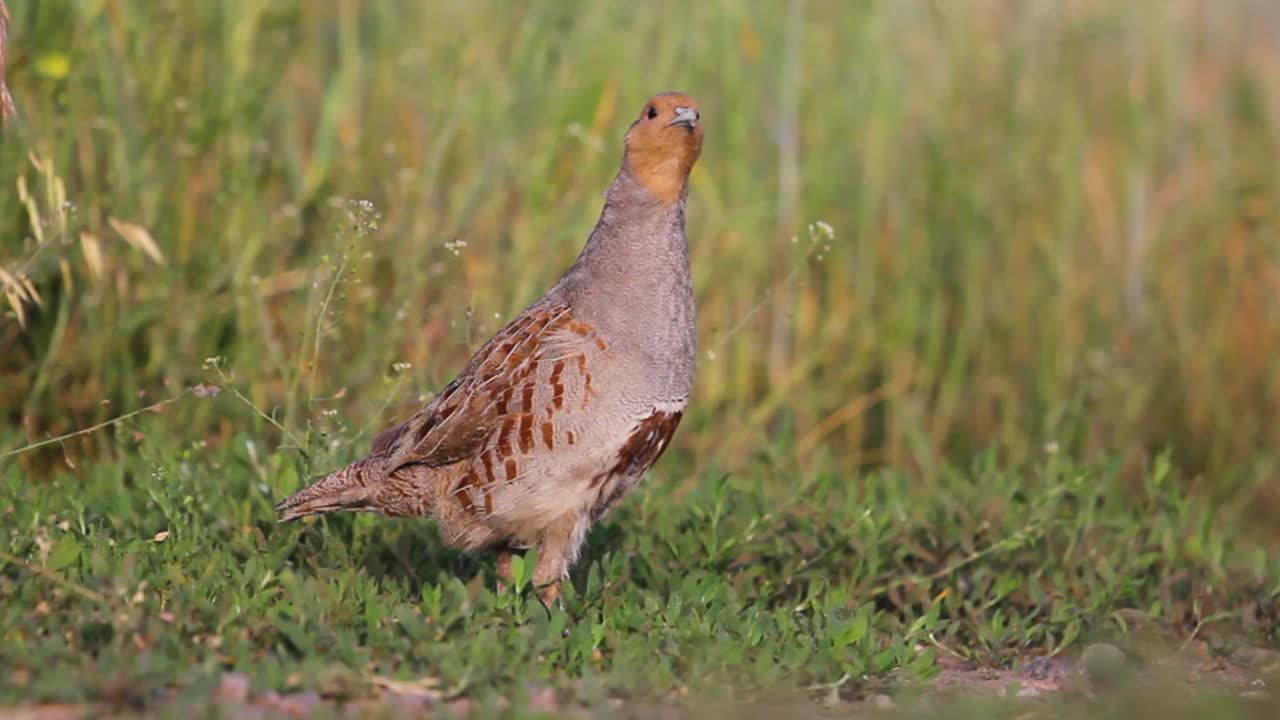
[275,455,386,522]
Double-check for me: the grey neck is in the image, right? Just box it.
[561,169,690,298]
[554,167,697,386]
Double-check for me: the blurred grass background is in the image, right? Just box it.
[2,0,1279,504]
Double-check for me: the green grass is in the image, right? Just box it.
[2,431,1278,714]
[2,0,1280,716]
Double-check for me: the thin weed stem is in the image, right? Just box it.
[0,549,112,607]
[705,221,830,359]
[211,365,307,455]
[304,243,354,454]
[0,392,192,462]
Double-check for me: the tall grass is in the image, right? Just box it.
[2,0,1279,494]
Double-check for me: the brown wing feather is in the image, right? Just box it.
[370,421,410,456]
[376,302,589,472]
[368,372,467,457]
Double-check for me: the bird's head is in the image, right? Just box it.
[623,92,704,203]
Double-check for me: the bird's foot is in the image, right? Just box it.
[536,579,564,612]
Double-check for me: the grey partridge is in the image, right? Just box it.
[276,92,704,605]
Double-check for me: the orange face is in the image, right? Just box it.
[623,92,704,202]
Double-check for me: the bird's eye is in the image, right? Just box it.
[646,106,658,120]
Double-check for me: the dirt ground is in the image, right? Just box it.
[2,640,1275,719]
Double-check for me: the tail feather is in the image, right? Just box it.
[275,455,386,522]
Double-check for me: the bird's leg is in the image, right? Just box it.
[495,547,516,593]
[531,513,587,609]
[533,560,565,608]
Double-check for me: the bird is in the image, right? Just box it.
[276,92,704,606]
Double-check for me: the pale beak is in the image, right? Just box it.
[668,106,699,128]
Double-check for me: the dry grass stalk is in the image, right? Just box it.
[0,0,14,121]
